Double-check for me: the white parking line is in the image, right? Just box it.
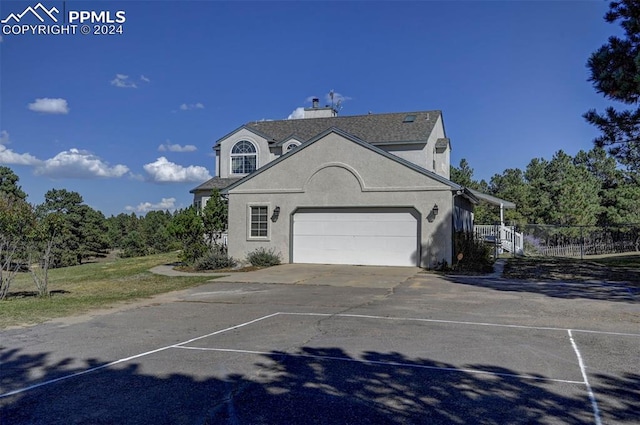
[568,330,602,425]
[0,312,280,399]
[280,312,640,337]
[2,308,633,413]
[174,345,586,385]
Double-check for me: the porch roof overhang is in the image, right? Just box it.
[458,188,480,205]
[468,189,516,209]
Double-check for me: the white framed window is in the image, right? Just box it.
[231,140,257,174]
[285,142,300,152]
[248,205,269,239]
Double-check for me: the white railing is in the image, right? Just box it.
[475,225,524,255]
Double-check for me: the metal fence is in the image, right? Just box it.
[518,223,640,259]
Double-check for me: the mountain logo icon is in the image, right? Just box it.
[1,3,59,24]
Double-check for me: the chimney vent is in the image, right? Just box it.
[312,98,319,108]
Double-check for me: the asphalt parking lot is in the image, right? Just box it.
[1,265,639,424]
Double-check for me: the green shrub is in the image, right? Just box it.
[194,246,237,271]
[452,231,493,273]
[246,247,281,267]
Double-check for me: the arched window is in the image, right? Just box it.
[231,140,257,174]
[286,143,299,152]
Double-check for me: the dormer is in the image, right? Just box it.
[214,127,274,178]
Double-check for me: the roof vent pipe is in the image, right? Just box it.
[312,98,319,108]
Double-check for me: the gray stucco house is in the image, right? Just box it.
[191,104,480,268]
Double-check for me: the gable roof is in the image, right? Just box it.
[222,127,467,196]
[215,110,443,149]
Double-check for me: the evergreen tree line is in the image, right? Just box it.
[451,147,640,228]
[0,166,227,298]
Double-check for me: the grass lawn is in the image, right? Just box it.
[0,252,215,329]
[503,252,640,287]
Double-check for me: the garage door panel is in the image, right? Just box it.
[293,209,418,267]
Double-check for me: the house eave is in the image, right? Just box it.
[468,189,516,209]
[213,125,277,151]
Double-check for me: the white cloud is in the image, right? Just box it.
[158,141,197,152]
[179,102,205,111]
[140,75,151,83]
[111,74,137,88]
[0,145,41,165]
[287,92,352,119]
[125,197,176,213]
[143,157,211,183]
[287,107,305,120]
[325,91,351,105]
[28,98,70,114]
[128,173,145,181]
[0,131,42,165]
[34,148,129,178]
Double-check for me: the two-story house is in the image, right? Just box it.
[191,102,482,268]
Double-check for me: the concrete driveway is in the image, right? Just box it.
[213,263,421,287]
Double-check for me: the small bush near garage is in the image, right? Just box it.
[194,246,237,271]
[452,232,493,273]
[247,247,282,267]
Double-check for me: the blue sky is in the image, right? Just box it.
[0,1,617,216]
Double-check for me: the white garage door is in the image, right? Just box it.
[292,208,418,267]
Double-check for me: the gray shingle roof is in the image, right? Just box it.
[238,110,442,146]
[190,177,243,193]
[435,138,450,149]
[222,127,464,195]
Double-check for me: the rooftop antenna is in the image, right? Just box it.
[329,89,342,116]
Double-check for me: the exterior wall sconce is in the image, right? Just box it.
[271,206,281,222]
[432,204,439,216]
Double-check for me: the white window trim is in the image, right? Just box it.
[230,140,258,176]
[246,203,271,241]
[284,141,301,152]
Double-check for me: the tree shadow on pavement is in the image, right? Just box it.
[1,346,637,424]
[442,274,638,303]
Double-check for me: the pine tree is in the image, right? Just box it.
[585,0,640,171]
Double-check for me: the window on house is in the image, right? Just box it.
[250,206,268,238]
[231,140,257,174]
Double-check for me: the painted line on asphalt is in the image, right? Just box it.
[174,345,586,385]
[279,312,640,337]
[568,330,602,425]
[0,313,280,399]
[0,345,172,399]
[3,310,635,401]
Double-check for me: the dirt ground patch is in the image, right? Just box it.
[503,254,640,287]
